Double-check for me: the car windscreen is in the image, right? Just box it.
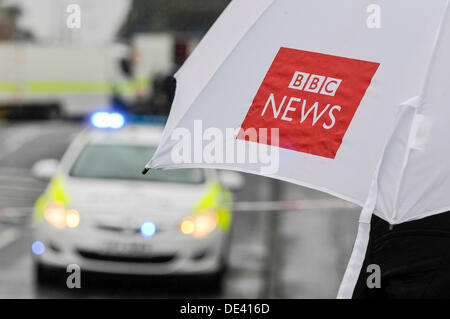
[70,144,205,184]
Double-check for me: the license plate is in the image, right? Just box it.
[101,242,152,257]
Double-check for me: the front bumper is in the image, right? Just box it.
[33,222,228,276]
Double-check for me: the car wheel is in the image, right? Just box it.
[47,105,62,120]
[34,262,59,285]
[201,259,227,292]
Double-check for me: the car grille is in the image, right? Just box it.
[77,249,176,264]
[95,224,139,234]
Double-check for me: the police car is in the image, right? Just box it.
[31,113,243,286]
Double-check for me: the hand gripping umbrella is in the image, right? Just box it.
[143,0,450,298]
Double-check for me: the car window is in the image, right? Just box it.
[70,144,205,184]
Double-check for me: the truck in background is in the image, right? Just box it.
[0,33,197,119]
[130,33,198,116]
[131,33,175,101]
[0,42,132,119]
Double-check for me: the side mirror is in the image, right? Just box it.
[219,171,245,191]
[32,159,59,182]
[120,58,133,78]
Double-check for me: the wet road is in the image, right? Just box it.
[0,120,359,298]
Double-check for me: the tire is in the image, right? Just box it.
[203,233,231,291]
[201,259,227,292]
[46,105,62,120]
[34,262,61,286]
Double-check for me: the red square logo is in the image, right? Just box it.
[238,47,380,159]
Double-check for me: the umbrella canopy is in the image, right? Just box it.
[144,0,450,297]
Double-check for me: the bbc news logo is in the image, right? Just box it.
[238,47,379,159]
[288,71,342,96]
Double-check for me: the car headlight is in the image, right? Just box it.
[44,203,80,229]
[180,210,218,238]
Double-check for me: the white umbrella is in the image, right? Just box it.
[143,0,450,298]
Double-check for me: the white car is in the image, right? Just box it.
[31,120,242,286]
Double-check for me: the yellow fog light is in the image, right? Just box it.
[66,210,80,228]
[180,217,195,235]
[43,203,80,229]
[44,203,66,229]
[193,211,218,238]
[180,210,218,238]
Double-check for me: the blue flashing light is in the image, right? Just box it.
[91,112,125,129]
[125,114,168,126]
[140,221,157,238]
[109,113,126,129]
[32,241,45,255]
